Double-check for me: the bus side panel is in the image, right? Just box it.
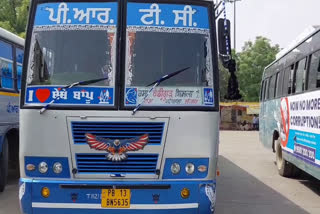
[0,92,19,153]
[260,99,281,149]
[280,92,320,179]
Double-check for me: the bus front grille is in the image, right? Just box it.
[71,121,165,145]
[76,153,158,174]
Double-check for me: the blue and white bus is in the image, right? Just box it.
[260,27,320,180]
[0,27,24,192]
[19,0,237,213]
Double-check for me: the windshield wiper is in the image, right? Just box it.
[132,67,190,115]
[40,77,108,114]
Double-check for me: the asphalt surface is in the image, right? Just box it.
[1,131,319,214]
[216,131,320,214]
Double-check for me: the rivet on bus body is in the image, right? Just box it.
[26,164,36,171]
[80,116,87,119]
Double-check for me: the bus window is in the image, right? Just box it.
[0,40,14,89]
[268,75,276,99]
[282,67,290,96]
[16,47,24,90]
[260,80,265,101]
[264,78,269,100]
[295,57,307,93]
[274,72,279,97]
[308,50,320,90]
[288,64,295,94]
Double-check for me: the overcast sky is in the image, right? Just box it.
[222,0,320,51]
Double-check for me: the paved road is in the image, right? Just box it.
[216,131,320,214]
[1,131,319,214]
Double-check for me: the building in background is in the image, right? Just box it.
[220,102,260,130]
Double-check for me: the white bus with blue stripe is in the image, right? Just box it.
[0,27,24,192]
[19,0,234,213]
[260,27,320,180]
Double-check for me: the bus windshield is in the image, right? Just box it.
[27,30,116,86]
[126,32,212,87]
[124,3,214,107]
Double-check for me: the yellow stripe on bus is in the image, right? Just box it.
[0,91,19,97]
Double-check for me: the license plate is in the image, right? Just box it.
[101,189,131,208]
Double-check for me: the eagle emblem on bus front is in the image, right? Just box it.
[85,133,149,161]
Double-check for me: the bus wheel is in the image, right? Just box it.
[275,139,294,177]
[0,137,9,192]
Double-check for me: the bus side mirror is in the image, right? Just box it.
[218,18,231,67]
[217,19,242,100]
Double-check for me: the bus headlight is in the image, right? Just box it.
[171,163,181,174]
[38,162,48,174]
[53,162,63,174]
[185,163,195,174]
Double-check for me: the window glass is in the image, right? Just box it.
[274,72,279,98]
[25,2,118,106]
[276,71,283,97]
[0,40,14,89]
[125,3,214,107]
[308,50,320,90]
[260,80,265,101]
[268,75,276,99]
[264,78,269,100]
[16,48,24,90]
[288,65,295,94]
[282,67,290,96]
[295,58,306,93]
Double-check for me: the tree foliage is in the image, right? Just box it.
[0,0,30,38]
[220,37,279,102]
[236,36,279,102]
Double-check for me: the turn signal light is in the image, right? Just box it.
[26,164,36,171]
[41,187,50,198]
[180,188,190,199]
[197,165,207,172]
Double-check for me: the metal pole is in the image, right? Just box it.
[234,0,236,51]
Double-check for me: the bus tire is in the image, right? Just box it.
[0,137,9,192]
[275,139,294,177]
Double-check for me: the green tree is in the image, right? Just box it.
[237,36,280,102]
[0,0,30,37]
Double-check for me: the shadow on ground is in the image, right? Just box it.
[216,155,309,214]
[271,160,320,197]
[299,174,320,197]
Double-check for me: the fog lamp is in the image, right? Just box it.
[38,162,48,174]
[180,188,190,199]
[41,187,50,198]
[185,163,195,174]
[53,162,63,174]
[171,163,181,174]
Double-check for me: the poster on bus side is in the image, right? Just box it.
[280,91,320,167]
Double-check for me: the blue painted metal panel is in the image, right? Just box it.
[127,3,209,29]
[24,157,70,178]
[163,158,209,179]
[19,179,216,214]
[71,122,165,145]
[33,208,197,214]
[35,2,118,26]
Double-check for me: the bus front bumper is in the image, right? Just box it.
[19,178,216,214]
